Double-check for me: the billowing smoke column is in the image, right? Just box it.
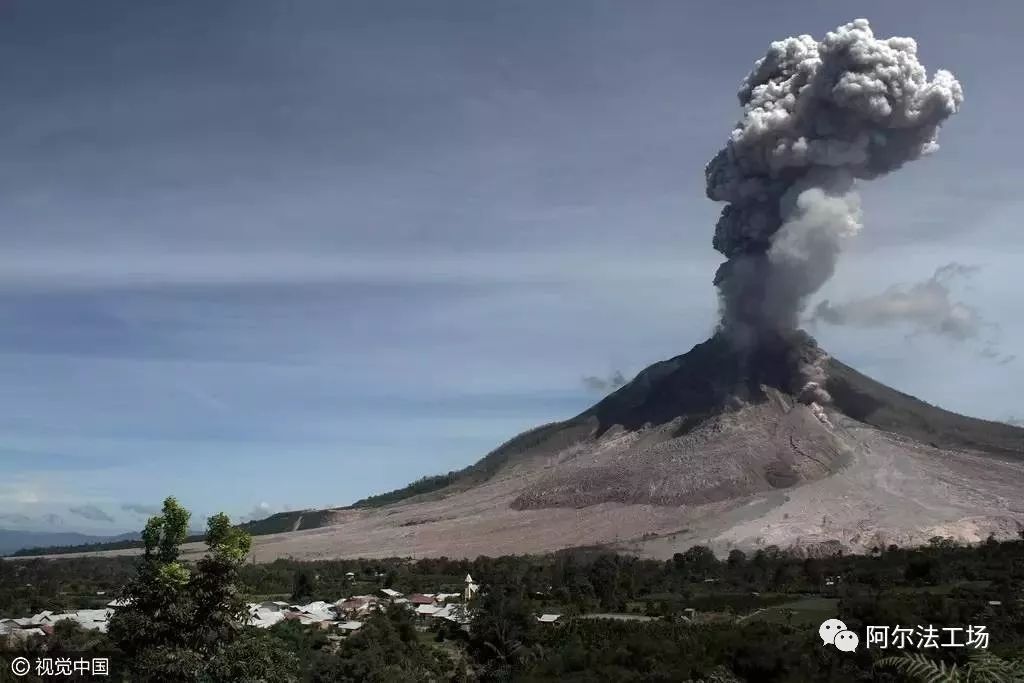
[705,18,963,403]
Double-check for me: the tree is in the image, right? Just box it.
[108,496,297,682]
[876,650,1024,682]
[469,584,539,674]
[312,605,459,682]
[291,569,317,603]
[727,549,746,568]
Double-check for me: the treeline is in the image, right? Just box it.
[8,538,147,558]
[348,472,459,508]
[4,528,1024,681]
[8,533,1024,617]
[348,421,572,510]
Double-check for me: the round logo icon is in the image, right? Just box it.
[10,656,31,676]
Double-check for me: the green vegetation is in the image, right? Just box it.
[4,511,1024,681]
[876,650,1024,682]
[106,497,296,681]
[348,472,460,508]
[8,536,150,557]
[236,508,334,536]
[348,420,574,509]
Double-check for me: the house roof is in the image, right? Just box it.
[434,593,461,602]
[408,594,435,605]
[337,620,363,631]
[380,588,403,598]
[537,614,561,623]
[8,627,45,641]
[296,601,332,613]
[415,604,441,616]
[249,610,286,629]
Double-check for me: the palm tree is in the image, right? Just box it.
[875,650,1024,682]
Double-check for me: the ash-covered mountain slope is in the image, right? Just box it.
[37,335,1024,562]
[825,358,1024,457]
[388,334,1023,513]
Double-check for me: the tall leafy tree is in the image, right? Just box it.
[108,497,296,682]
[290,569,317,603]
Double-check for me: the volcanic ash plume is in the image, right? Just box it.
[705,18,963,402]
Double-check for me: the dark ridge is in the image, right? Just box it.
[826,358,1024,457]
[8,511,331,557]
[581,332,813,435]
[347,420,591,509]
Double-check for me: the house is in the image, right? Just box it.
[283,612,318,626]
[288,601,337,625]
[434,593,461,603]
[431,604,471,626]
[380,588,403,599]
[335,595,381,617]
[415,604,441,617]
[5,627,45,643]
[63,609,113,632]
[337,620,363,633]
[537,614,561,624]
[255,601,290,612]
[407,594,435,606]
[249,609,286,629]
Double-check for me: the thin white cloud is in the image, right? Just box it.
[811,263,989,342]
[0,248,696,289]
[68,504,115,523]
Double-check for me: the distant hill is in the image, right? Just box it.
[5,510,336,557]
[0,529,139,557]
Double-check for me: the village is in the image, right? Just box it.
[0,574,486,646]
[2,566,850,649]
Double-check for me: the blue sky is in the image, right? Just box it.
[1,0,1022,533]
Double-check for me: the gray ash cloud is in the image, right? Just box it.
[704,18,963,403]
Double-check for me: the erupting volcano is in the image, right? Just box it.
[42,20,1024,563]
[705,18,963,408]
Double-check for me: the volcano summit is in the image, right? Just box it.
[97,331,1024,563]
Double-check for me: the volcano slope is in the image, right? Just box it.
[53,335,1024,562]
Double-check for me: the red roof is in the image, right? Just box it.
[407,594,435,605]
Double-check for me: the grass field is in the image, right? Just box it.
[744,596,840,626]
